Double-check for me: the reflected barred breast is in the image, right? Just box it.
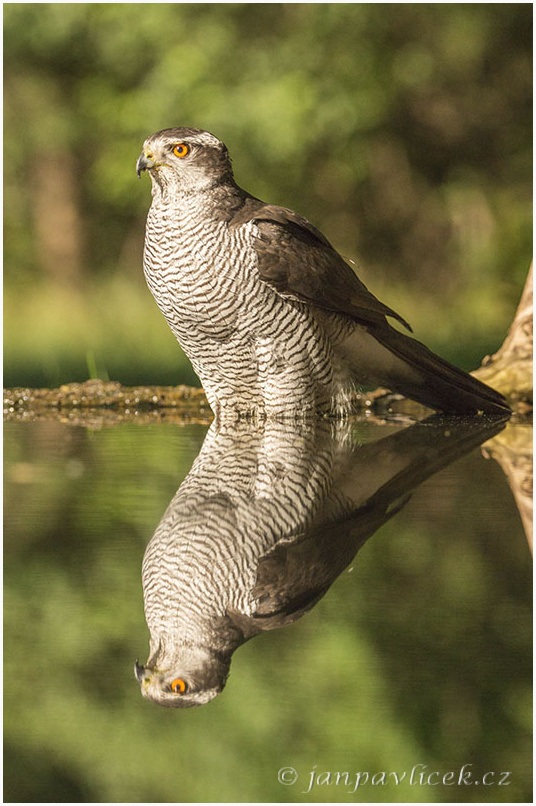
[141,422,335,647]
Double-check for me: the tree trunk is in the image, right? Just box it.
[473,264,533,409]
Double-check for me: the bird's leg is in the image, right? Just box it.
[254,335,322,418]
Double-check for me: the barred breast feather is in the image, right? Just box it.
[143,190,339,416]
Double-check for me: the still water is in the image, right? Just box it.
[4,415,532,803]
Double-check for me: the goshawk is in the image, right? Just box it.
[136,128,509,418]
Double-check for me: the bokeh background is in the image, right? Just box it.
[3,3,532,390]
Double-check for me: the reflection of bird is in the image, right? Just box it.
[137,127,509,418]
[135,415,506,708]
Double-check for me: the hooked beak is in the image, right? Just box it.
[134,658,148,683]
[136,151,155,178]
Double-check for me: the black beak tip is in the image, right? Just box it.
[134,658,146,683]
[136,154,147,179]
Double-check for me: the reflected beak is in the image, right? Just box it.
[136,151,155,178]
[134,658,148,683]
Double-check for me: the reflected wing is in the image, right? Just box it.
[230,413,508,631]
[246,512,390,631]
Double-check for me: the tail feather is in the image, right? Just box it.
[370,325,511,416]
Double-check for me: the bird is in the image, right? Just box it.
[134,414,507,708]
[136,127,510,418]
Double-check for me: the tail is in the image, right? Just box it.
[367,325,511,416]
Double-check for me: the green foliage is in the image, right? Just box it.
[4,420,532,802]
[3,276,198,388]
[3,4,532,386]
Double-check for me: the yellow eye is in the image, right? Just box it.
[171,678,187,694]
[173,143,190,158]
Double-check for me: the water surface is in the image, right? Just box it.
[4,417,532,803]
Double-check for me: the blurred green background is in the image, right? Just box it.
[3,3,532,389]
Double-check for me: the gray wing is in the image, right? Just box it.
[230,198,412,332]
[229,196,509,414]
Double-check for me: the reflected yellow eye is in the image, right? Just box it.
[173,143,190,158]
[171,678,187,693]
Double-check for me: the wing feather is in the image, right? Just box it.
[231,199,412,331]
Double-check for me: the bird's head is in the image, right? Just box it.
[134,642,231,708]
[136,127,234,194]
